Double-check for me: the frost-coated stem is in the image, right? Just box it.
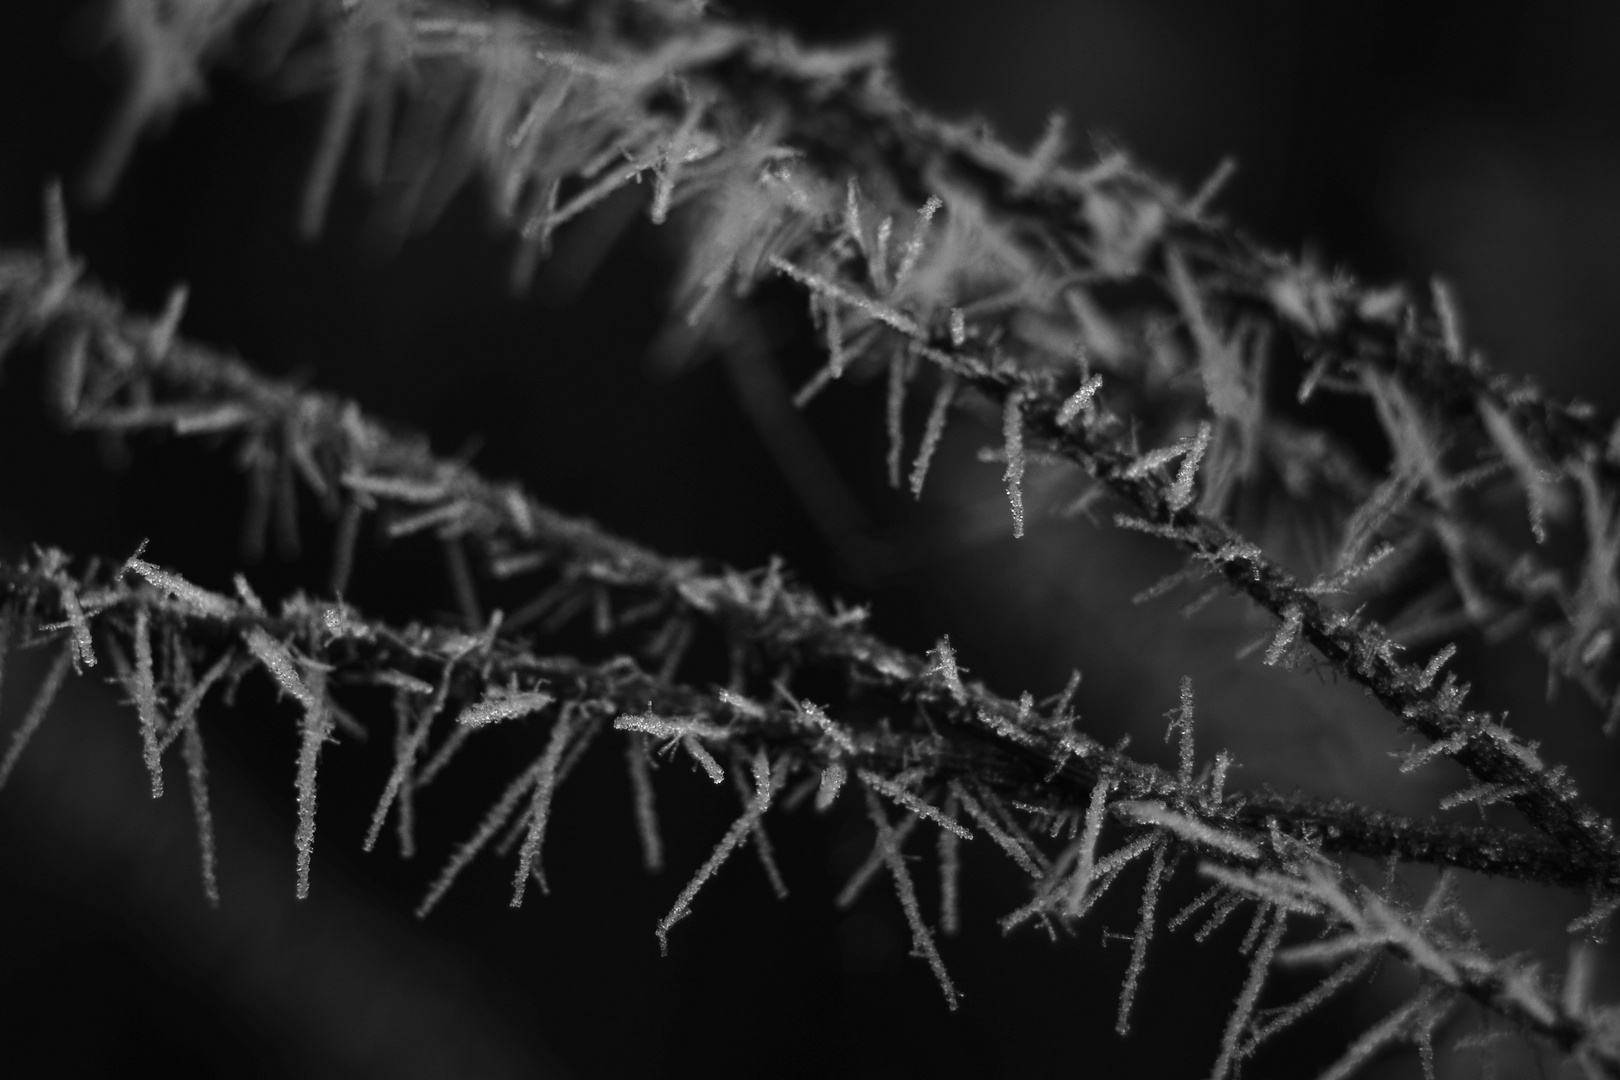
[53,1,1620,1073]
[0,260,1588,889]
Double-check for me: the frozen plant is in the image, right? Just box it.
[1,1,1620,1076]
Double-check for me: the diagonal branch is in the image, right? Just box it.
[0,250,1607,892]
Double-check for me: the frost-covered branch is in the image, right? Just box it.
[2,541,1572,896]
[87,0,1620,885]
[0,247,1595,892]
[46,0,1620,1074]
[1211,851,1620,1077]
[5,544,1618,1069]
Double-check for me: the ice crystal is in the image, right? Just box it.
[732,757,788,900]
[1315,988,1445,1080]
[939,790,963,936]
[816,762,846,810]
[952,784,1043,878]
[177,697,219,906]
[1264,604,1304,668]
[1002,389,1027,538]
[125,557,234,620]
[289,663,334,900]
[1210,906,1287,1080]
[1167,675,1196,791]
[927,636,967,700]
[1243,953,1376,1063]
[1117,802,1260,862]
[511,706,579,906]
[657,750,775,953]
[837,812,919,910]
[858,769,972,840]
[1116,836,1170,1035]
[456,688,553,729]
[1057,372,1104,428]
[130,605,164,797]
[909,370,957,499]
[1063,774,1112,916]
[418,754,552,919]
[885,352,909,489]
[863,785,960,1009]
[1168,422,1212,513]
[625,734,665,873]
[0,640,73,790]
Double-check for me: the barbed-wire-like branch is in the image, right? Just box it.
[87,0,1620,878]
[26,0,1620,1074]
[2,543,1616,1068]
[0,241,1599,891]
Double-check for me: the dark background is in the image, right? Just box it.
[1,1,1620,1077]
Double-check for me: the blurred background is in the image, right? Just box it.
[2,0,1620,1077]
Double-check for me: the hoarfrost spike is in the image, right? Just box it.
[650,93,709,225]
[886,353,907,488]
[1003,389,1026,537]
[456,689,553,729]
[443,536,482,630]
[1116,836,1170,1036]
[824,296,848,378]
[365,672,450,854]
[1057,373,1103,427]
[836,812,918,910]
[682,735,725,784]
[418,755,551,919]
[293,667,333,900]
[1432,278,1464,361]
[132,605,164,797]
[48,329,89,424]
[1063,774,1111,916]
[1169,884,1224,932]
[1264,605,1303,667]
[939,790,962,936]
[511,706,578,906]
[1240,953,1375,1061]
[1013,112,1067,192]
[858,770,972,840]
[1209,906,1287,1080]
[1168,675,1195,790]
[178,704,219,907]
[50,570,97,670]
[1479,401,1564,546]
[657,750,775,953]
[909,370,956,499]
[127,557,234,615]
[1168,422,1212,512]
[625,734,664,873]
[245,628,315,708]
[42,179,70,273]
[1185,157,1238,218]
[928,637,966,700]
[149,285,188,360]
[300,36,366,238]
[893,195,942,289]
[0,639,74,791]
[1312,988,1443,1080]
[951,784,1042,878]
[1117,802,1259,862]
[862,785,960,1009]
[813,762,848,812]
[732,758,788,900]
